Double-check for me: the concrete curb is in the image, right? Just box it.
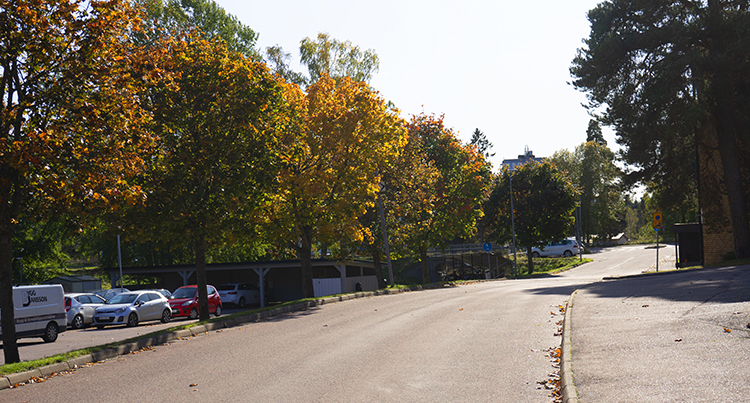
[561,290,579,403]
[0,286,420,390]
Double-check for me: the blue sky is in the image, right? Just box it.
[216,0,610,170]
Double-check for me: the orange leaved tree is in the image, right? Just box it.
[0,0,155,363]
[270,75,406,298]
[402,114,492,283]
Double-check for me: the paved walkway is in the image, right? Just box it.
[567,265,750,402]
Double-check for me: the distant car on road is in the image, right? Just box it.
[92,291,171,328]
[531,239,579,258]
[217,283,263,308]
[65,293,107,329]
[169,285,222,319]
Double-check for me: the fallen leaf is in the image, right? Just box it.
[459,308,463,311]
[724,327,732,333]
[189,383,197,387]
[642,305,649,308]
[675,338,682,342]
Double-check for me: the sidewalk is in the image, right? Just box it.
[564,264,750,402]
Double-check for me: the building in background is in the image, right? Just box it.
[501,146,544,171]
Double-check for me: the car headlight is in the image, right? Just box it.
[115,307,126,314]
[182,300,193,306]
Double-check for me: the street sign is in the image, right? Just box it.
[482,242,492,252]
[652,211,663,229]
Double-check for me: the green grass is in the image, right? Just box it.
[509,256,593,278]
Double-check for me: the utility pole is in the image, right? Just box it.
[509,172,518,277]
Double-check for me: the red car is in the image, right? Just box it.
[169,285,222,319]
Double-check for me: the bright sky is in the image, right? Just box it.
[216,0,610,170]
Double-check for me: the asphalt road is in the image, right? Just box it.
[2,245,673,402]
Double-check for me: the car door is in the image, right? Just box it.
[134,293,154,321]
[78,295,104,324]
[207,286,218,313]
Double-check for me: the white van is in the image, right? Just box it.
[0,285,67,342]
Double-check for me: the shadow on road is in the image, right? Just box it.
[526,264,750,305]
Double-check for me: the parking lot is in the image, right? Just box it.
[1,305,248,365]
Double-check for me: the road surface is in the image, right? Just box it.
[2,244,673,402]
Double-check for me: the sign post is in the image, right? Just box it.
[482,242,492,279]
[653,212,662,272]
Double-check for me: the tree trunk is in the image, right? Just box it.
[195,234,210,321]
[706,0,750,259]
[299,226,315,298]
[526,246,535,275]
[420,246,430,284]
[0,220,19,364]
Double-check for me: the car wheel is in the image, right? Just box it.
[238,297,246,308]
[161,308,171,323]
[564,250,573,257]
[532,251,540,258]
[189,308,198,320]
[215,305,222,317]
[127,312,139,327]
[72,314,85,330]
[42,322,58,343]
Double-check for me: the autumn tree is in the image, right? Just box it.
[571,1,750,258]
[485,162,577,274]
[0,0,155,363]
[126,34,284,321]
[269,75,405,298]
[358,121,441,288]
[401,114,492,283]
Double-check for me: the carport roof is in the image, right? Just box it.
[102,259,379,275]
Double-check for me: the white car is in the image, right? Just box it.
[93,291,171,328]
[217,283,262,308]
[65,293,107,329]
[531,239,580,258]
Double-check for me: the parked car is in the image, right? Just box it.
[91,287,130,301]
[92,291,171,328]
[531,239,579,258]
[169,285,222,319]
[217,283,263,308]
[140,288,172,299]
[65,293,107,329]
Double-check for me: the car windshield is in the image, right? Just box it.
[107,294,137,304]
[172,288,196,299]
[217,284,236,291]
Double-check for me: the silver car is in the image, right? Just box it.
[93,291,171,328]
[65,293,107,329]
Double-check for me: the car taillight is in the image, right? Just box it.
[65,298,71,312]
[228,291,237,295]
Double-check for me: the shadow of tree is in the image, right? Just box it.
[526,264,750,305]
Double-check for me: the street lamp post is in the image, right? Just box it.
[116,234,124,290]
[509,172,518,277]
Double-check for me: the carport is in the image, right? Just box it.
[103,259,381,306]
